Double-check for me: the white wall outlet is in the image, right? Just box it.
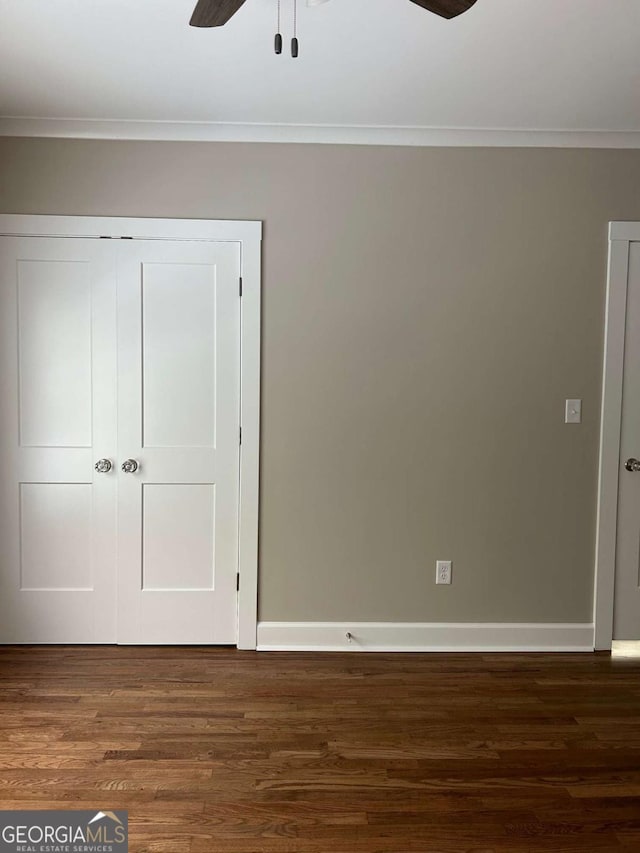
[436,560,452,585]
[565,399,582,424]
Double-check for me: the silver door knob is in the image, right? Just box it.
[625,458,640,473]
[121,459,139,474]
[94,458,112,474]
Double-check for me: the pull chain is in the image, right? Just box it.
[291,0,299,57]
[274,0,282,54]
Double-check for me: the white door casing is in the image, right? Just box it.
[0,216,261,648]
[595,224,640,648]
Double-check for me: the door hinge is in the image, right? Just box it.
[239,426,242,445]
[236,573,240,592]
[239,277,243,297]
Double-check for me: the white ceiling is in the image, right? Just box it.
[1,0,639,146]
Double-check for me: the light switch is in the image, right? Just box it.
[565,399,582,424]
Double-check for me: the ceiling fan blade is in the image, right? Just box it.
[189,0,248,27]
[408,0,478,19]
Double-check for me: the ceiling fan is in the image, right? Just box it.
[189,0,479,28]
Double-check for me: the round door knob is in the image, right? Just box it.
[94,458,112,474]
[121,459,139,474]
[625,458,640,473]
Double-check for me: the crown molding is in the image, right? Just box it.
[1,117,640,148]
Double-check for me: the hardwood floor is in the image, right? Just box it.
[0,647,639,852]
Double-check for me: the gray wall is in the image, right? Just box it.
[2,138,640,624]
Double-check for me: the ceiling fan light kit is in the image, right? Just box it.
[189,0,479,56]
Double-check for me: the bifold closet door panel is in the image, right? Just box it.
[0,237,117,642]
[116,240,241,644]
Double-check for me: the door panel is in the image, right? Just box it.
[614,242,640,639]
[20,483,93,590]
[142,263,217,449]
[116,240,240,644]
[17,259,93,448]
[142,483,216,591]
[0,238,117,643]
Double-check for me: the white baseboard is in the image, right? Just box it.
[257,621,595,652]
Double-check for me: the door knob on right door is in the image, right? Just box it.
[121,459,139,474]
[625,458,640,473]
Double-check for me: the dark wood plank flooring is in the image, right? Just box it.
[0,647,639,852]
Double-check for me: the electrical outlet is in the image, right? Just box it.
[436,560,452,585]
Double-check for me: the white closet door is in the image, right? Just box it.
[0,237,117,642]
[116,240,241,644]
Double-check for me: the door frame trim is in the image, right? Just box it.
[0,214,262,650]
[594,222,639,649]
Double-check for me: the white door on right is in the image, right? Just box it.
[614,241,640,640]
[116,240,241,645]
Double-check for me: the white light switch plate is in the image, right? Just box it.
[565,399,582,424]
